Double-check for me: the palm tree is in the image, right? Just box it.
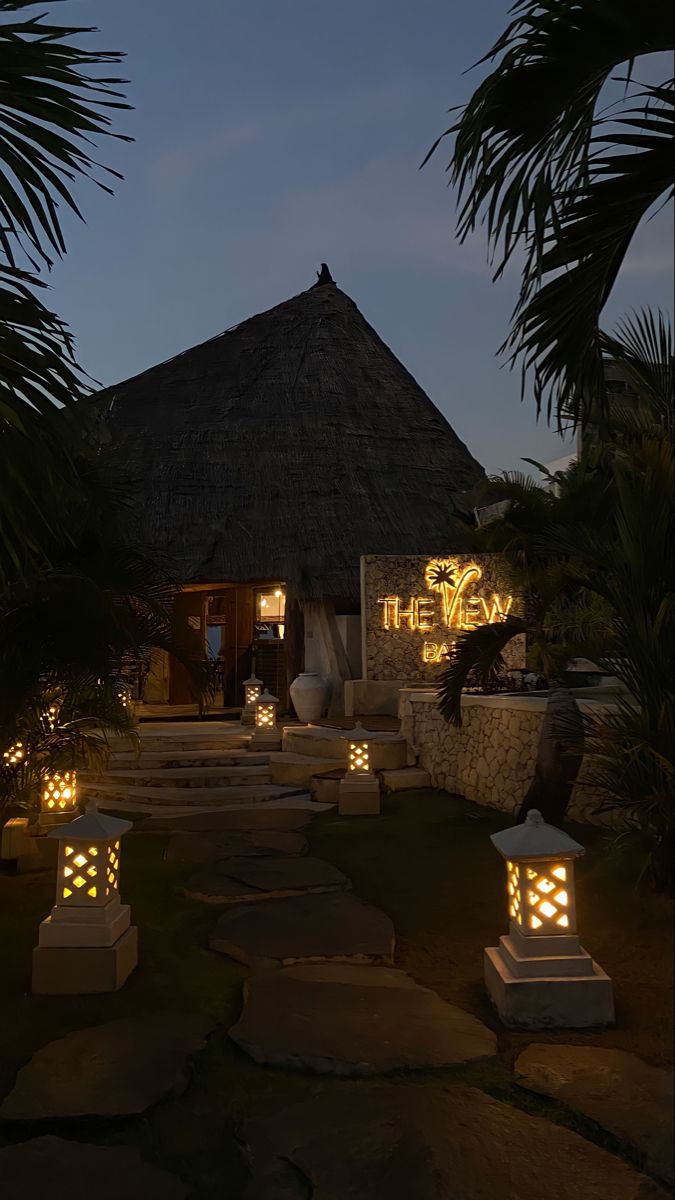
[437,463,611,825]
[426,0,673,427]
[0,2,131,583]
[548,311,673,890]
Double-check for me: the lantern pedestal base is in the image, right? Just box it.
[32,925,138,995]
[241,709,256,726]
[38,899,132,948]
[484,945,614,1029]
[249,730,281,751]
[338,776,380,816]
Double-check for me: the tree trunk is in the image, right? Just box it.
[517,685,584,826]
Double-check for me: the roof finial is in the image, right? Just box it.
[313,263,334,287]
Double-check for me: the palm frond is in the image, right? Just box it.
[437,616,527,726]
[425,0,674,426]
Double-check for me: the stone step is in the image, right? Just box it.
[99,764,272,789]
[109,748,268,769]
[267,752,345,789]
[282,725,408,770]
[82,781,308,808]
[379,767,431,791]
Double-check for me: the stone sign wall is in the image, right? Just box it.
[360,553,525,683]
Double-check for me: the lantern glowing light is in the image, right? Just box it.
[346,723,371,775]
[40,770,78,825]
[243,673,264,709]
[255,689,279,730]
[484,810,614,1028]
[249,689,281,749]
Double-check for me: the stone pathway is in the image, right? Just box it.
[515,1043,675,1187]
[0,1137,188,1200]
[230,964,496,1074]
[148,808,314,833]
[240,1085,669,1200]
[209,891,395,967]
[2,721,669,1197]
[164,829,308,864]
[178,856,350,905]
[0,1013,215,1120]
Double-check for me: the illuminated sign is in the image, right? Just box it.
[376,558,512,662]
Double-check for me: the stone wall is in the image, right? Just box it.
[361,553,525,684]
[399,689,625,829]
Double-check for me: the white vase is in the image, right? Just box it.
[289,672,327,722]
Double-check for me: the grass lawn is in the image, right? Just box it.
[0,791,672,1198]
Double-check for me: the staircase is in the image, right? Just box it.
[82,722,311,813]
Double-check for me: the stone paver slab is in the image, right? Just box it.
[0,1012,215,1120]
[230,963,496,1074]
[209,892,394,967]
[0,1137,187,1200]
[179,856,349,904]
[516,1043,674,1186]
[147,809,313,833]
[241,1085,669,1200]
[165,829,308,864]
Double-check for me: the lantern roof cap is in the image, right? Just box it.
[243,673,264,686]
[343,720,375,741]
[490,810,585,861]
[48,800,132,842]
[258,689,279,704]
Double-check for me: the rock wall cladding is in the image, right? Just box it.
[361,554,525,684]
[399,693,623,829]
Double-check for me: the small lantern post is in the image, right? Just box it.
[338,722,380,815]
[32,801,138,994]
[241,673,264,726]
[484,809,614,1028]
[250,689,281,750]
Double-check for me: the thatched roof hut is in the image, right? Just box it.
[95,267,484,602]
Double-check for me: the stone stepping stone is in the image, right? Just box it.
[179,856,349,905]
[0,1012,215,1120]
[241,1085,669,1200]
[147,808,312,833]
[515,1043,674,1187]
[210,892,394,968]
[165,829,308,864]
[0,1137,187,1199]
[230,963,496,1075]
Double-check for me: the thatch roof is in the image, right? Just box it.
[94,267,485,600]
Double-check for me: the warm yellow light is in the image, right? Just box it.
[42,770,78,813]
[506,858,574,934]
[274,589,282,598]
[349,741,369,773]
[256,704,275,729]
[3,741,25,766]
[73,853,87,867]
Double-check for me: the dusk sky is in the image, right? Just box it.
[51,1,673,474]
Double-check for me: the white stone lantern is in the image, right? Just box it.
[484,809,614,1028]
[250,689,281,749]
[39,769,78,828]
[338,722,380,815]
[32,801,138,994]
[241,673,264,725]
